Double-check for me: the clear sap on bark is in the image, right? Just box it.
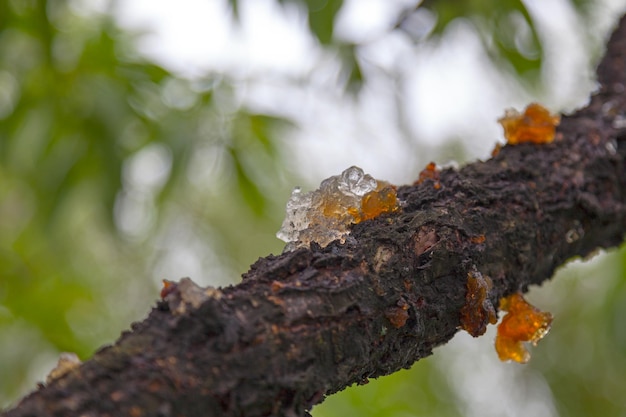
[277,166,398,251]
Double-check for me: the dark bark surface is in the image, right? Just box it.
[4,14,626,417]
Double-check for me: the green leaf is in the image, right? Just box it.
[418,0,543,81]
[227,0,240,21]
[569,0,594,15]
[338,43,364,93]
[305,0,344,45]
[229,148,266,217]
[248,114,292,157]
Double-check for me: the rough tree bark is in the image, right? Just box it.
[4,14,626,417]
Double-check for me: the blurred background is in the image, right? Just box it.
[1,0,626,415]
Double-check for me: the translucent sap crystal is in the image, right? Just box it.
[277,166,388,251]
[338,166,377,196]
[276,187,313,243]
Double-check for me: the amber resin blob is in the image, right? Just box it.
[350,182,399,223]
[498,103,561,145]
[277,166,399,251]
[415,162,441,189]
[495,293,553,363]
[460,271,497,337]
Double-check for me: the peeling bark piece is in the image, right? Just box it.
[495,293,553,363]
[498,103,561,145]
[460,270,497,337]
[164,278,222,316]
[413,226,439,257]
[45,353,81,384]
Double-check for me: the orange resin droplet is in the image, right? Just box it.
[385,305,409,328]
[460,271,497,337]
[495,293,553,363]
[498,103,560,145]
[277,167,401,250]
[360,186,398,221]
[351,185,399,223]
[415,162,441,187]
[491,143,502,157]
[160,279,176,299]
[470,234,486,244]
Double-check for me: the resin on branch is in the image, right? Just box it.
[414,162,441,189]
[460,270,497,337]
[498,103,561,145]
[495,293,553,363]
[277,166,399,251]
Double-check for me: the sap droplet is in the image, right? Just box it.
[498,103,560,145]
[277,166,399,251]
[353,185,399,223]
[495,293,553,363]
[385,307,409,328]
[415,162,441,189]
[161,279,176,299]
[338,166,377,196]
[491,143,503,157]
[460,270,497,337]
[385,299,410,328]
[275,187,313,245]
[470,235,486,244]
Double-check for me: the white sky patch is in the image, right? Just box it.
[526,0,596,110]
[151,217,237,288]
[234,1,317,75]
[406,20,517,148]
[114,0,233,77]
[334,0,417,43]
[114,0,316,78]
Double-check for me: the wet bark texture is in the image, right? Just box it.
[4,14,626,417]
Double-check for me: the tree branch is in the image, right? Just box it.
[4,14,626,417]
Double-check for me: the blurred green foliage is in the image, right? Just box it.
[313,359,457,417]
[229,0,363,91]
[229,0,596,92]
[419,0,544,79]
[1,1,626,416]
[0,0,290,406]
[534,246,626,416]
